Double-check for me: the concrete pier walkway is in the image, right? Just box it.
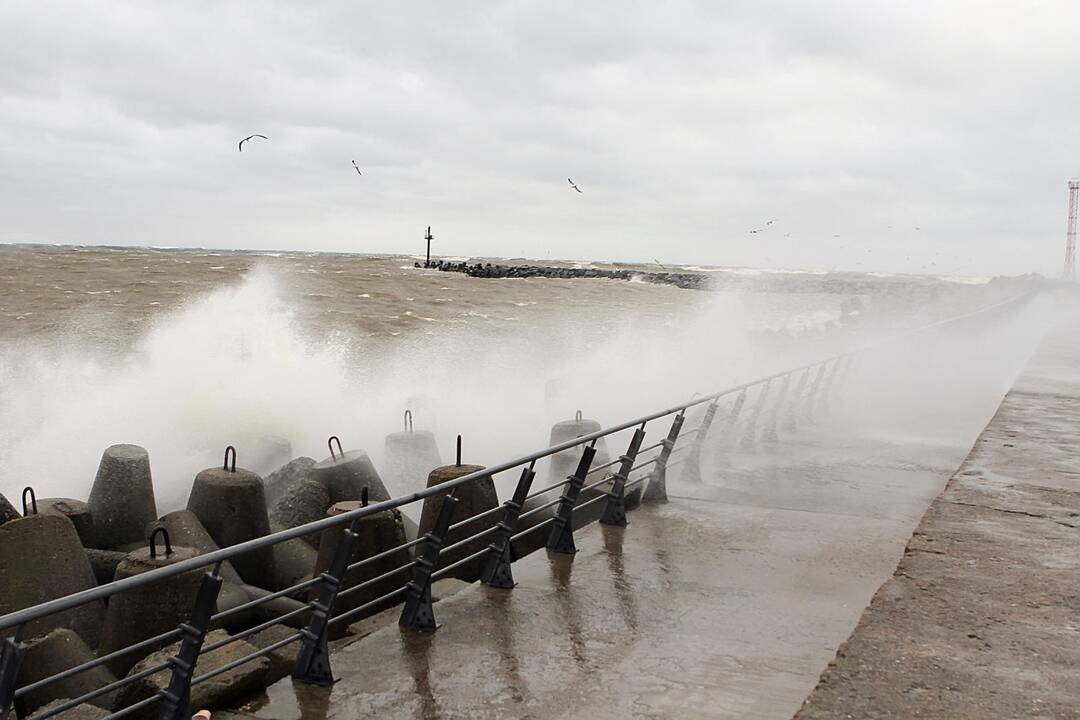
[794,327,1080,719]
[242,429,975,718]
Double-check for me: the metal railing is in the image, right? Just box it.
[0,289,1039,720]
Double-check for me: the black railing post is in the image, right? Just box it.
[546,445,597,554]
[761,374,792,444]
[292,519,361,685]
[158,564,224,720]
[0,628,26,720]
[482,465,536,589]
[783,369,810,433]
[643,412,685,505]
[400,495,458,631]
[681,402,718,483]
[601,425,647,526]
[739,381,771,450]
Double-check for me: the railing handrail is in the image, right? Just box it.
[0,288,1038,635]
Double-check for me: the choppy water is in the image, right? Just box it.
[0,244,1008,508]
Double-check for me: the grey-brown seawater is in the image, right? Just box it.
[0,244,1015,512]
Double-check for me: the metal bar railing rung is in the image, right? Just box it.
[97,692,162,720]
[336,561,416,601]
[346,536,426,574]
[510,516,556,542]
[191,632,303,687]
[201,604,312,654]
[431,546,491,582]
[517,495,564,521]
[210,577,322,624]
[437,524,500,557]
[328,586,408,628]
[448,504,505,532]
[14,627,182,699]
[525,477,571,500]
[28,660,171,720]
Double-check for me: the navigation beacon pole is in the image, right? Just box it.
[425,226,434,268]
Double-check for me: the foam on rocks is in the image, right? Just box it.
[87,444,157,549]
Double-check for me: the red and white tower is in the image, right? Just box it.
[1066,180,1079,279]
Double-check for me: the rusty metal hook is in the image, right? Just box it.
[149,526,173,559]
[21,486,37,516]
[456,434,462,467]
[361,486,369,507]
[328,435,344,461]
[575,410,583,422]
[223,446,237,473]
[404,409,413,433]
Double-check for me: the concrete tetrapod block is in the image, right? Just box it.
[382,430,442,493]
[97,545,205,677]
[0,514,104,646]
[37,498,95,548]
[263,457,316,508]
[15,628,117,715]
[251,435,293,477]
[0,492,20,526]
[186,466,274,589]
[113,629,270,720]
[269,478,331,549]
[313,501,410,637]
[417,464,497,583]
[269,528,318,591]
[310,449,390,506]
[87,444,157,549]
[150,510,308,629]
[546,416,614,526]
[84,549,126,586]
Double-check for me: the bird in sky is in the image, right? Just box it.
[749,229,762,234]
[765,219,778,226]
[568,178,582,193]
[351,160,362,176]
[238,134,267,152]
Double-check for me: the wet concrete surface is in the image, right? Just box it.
[795,325,1080,719]
[241,422,972,719]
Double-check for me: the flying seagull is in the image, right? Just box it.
[238,134,267,152]
[568,178,582,193]
[351,160,362,176]
[765,219,778,226]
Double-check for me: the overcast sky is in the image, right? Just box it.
[2,1,1079,276]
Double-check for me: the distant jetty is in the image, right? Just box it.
[416,259,709,290]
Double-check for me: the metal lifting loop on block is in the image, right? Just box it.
[404,409,413,433]
[361,486,369,507]
[20,486,37,516]
[223,445,237,473]
[328,435,344,461]
[149,526,173,559]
